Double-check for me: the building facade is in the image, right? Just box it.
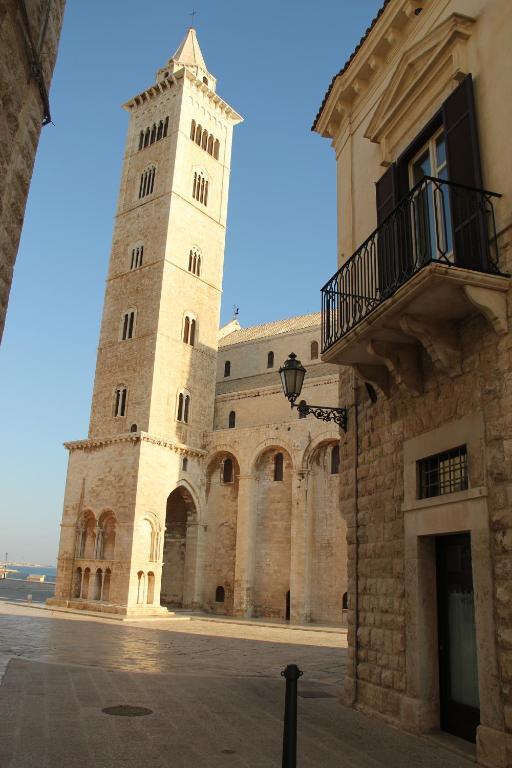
[315,0,512,763]
[50,30,347,626]
[0,0,66,342]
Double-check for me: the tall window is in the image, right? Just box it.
[190,120,220,159]
[331,444,340,475]
[192,171,208,206]
[177,391,191,423]
[130,245,144,270]
[274,452,284,481]
[228,411,236,429]
[139,117,168,150]
[139,166,156,199]
[188,248,201,276]
[190,119,196,140]
[114,386,127,417]
[267,351,274,368]
[215,586,225,603]
[183,315,196,346]
[224,360,231,377]
[222,458,233,484]
[310,340,319,360]
[121,310,135,340]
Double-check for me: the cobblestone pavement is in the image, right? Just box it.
[0,602,473,768]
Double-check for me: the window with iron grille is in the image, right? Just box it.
[418,445,468,499]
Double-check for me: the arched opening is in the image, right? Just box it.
[253,447,292,618]
[93,569,102,600]
[137,571,145,604]
[207,135,214,155]
[224,360,231,377]
[195,125,202,144]
[267,351,274,368]
[342,591,348,610]
[189,318,196,346]
[140,517,157,563]
[98,512,116,560]
[222,457,233,484]
[103,569,111,602]
[190,119,196,140]
[82,568,91,599]
[81,512,96,559]
[147,572,155,605]
[215,586,225,603]
[73,568,82,598]
[160,486,197,608]
[201,129,208,149]
[228,411,236,429]
[213,139,220,160]
[331,444,340,474]
[183,315,190,343]
[311,340,319,360]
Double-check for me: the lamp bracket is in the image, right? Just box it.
[291,399,348,432]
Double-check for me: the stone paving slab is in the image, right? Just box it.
[0,602,474,768]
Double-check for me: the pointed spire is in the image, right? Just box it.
[172,27,207,72]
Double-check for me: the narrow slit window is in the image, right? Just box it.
[228,411,235,429]
[274,452,284,481]
[222,458,233,484]
[114,387,127,417]
[331,444,340,475]
[267,351,274,368]
[224,360,231,377]
[122,311,135,340]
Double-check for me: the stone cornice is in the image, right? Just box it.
[64,432,206,458]
[123,67,243,125]
[314,0,424,139]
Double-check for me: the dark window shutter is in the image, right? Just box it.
[443,75,487,269]
[376,165,399,298]
[376,165,397,226]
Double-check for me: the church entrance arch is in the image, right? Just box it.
[160,486,197,608]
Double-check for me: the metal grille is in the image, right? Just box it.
[419,445,468,499]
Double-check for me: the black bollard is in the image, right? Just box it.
[281,664,303,768]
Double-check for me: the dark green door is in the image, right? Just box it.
[436,533,480,742]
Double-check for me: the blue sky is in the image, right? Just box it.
[0,0,382,563]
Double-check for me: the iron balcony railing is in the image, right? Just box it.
[321,175,502,353]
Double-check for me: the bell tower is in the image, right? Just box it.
[50,28,243,615]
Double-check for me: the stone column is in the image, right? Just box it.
[233,475,256,617]
[183,520,201,608]
[289,470,310,623]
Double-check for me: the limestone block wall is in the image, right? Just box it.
[0,0,66,342]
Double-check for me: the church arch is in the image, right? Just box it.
[97,510,117,560]
[160,485,198,608]
[76,510,96,560]
[252,446,293,619]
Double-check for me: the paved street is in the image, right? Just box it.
[0,601,474,768]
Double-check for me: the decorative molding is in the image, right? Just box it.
[365,14,475,150]
[368,339,422,395]
[463,285,508,335]
[400,314,462,377]
[65,432,206,458]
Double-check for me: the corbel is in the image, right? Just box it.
[368,339,423,395]
[464,285,508,335]
[352,363,391,398]
[400,314,462,377]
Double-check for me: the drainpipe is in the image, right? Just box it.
[351,371,360,706]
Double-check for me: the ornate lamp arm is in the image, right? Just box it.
[292,399,348,432]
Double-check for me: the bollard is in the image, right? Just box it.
[281,664,303,768]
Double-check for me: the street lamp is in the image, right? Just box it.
[279,353,348,431]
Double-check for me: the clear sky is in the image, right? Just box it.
[0,0,382,564]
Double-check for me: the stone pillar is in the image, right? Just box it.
[233,475,256,617]
[183,520,202,608]
[289,470,309,623]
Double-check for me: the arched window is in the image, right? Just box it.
[274,452,284,481]
[130,423,138,432]
[228,411,236,429]
[203,76,209,86]
[183,315,190,343]
[298,399,307,419]
[121,310,136,340]
[311,340,319,360]
[201,129,208,150]
[224,360,231,377]
[342,592,348,610]
[182,457,188,472]
[188,247,201,276]
[144,128,150,147]
[189,319,196,346]
[215,586,225,603]
[190,119,196,140]
[130,244,144,270]
[163,116,169,137]
[195,124,202,144]
[139,166,156,199]
[192,171,208,205]
[138,131,144,150]
[177,391,191,423]
[267,351,274,368]
[114,386,127,417]
[207,135,214,155]
[183,315,196,345]
[93,569,102,600]
[150,124,157,144]
[137,571,145,604]
[222,457,233,484]
[157,120,163,140]
[331,444,340,475]
[214,139,220,160]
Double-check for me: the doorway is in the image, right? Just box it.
[436,533,480,742]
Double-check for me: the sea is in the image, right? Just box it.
[7,564,57,583]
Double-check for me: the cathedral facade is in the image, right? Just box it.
[50,29,347,624]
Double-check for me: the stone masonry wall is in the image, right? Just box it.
[0,0,66,341]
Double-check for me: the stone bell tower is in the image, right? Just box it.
[50,28,243,615]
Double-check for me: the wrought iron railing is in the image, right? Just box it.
[321,176,502,353]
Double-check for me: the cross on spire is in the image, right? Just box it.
[189,9,197,28]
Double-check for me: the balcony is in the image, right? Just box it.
[321,176,509,395]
